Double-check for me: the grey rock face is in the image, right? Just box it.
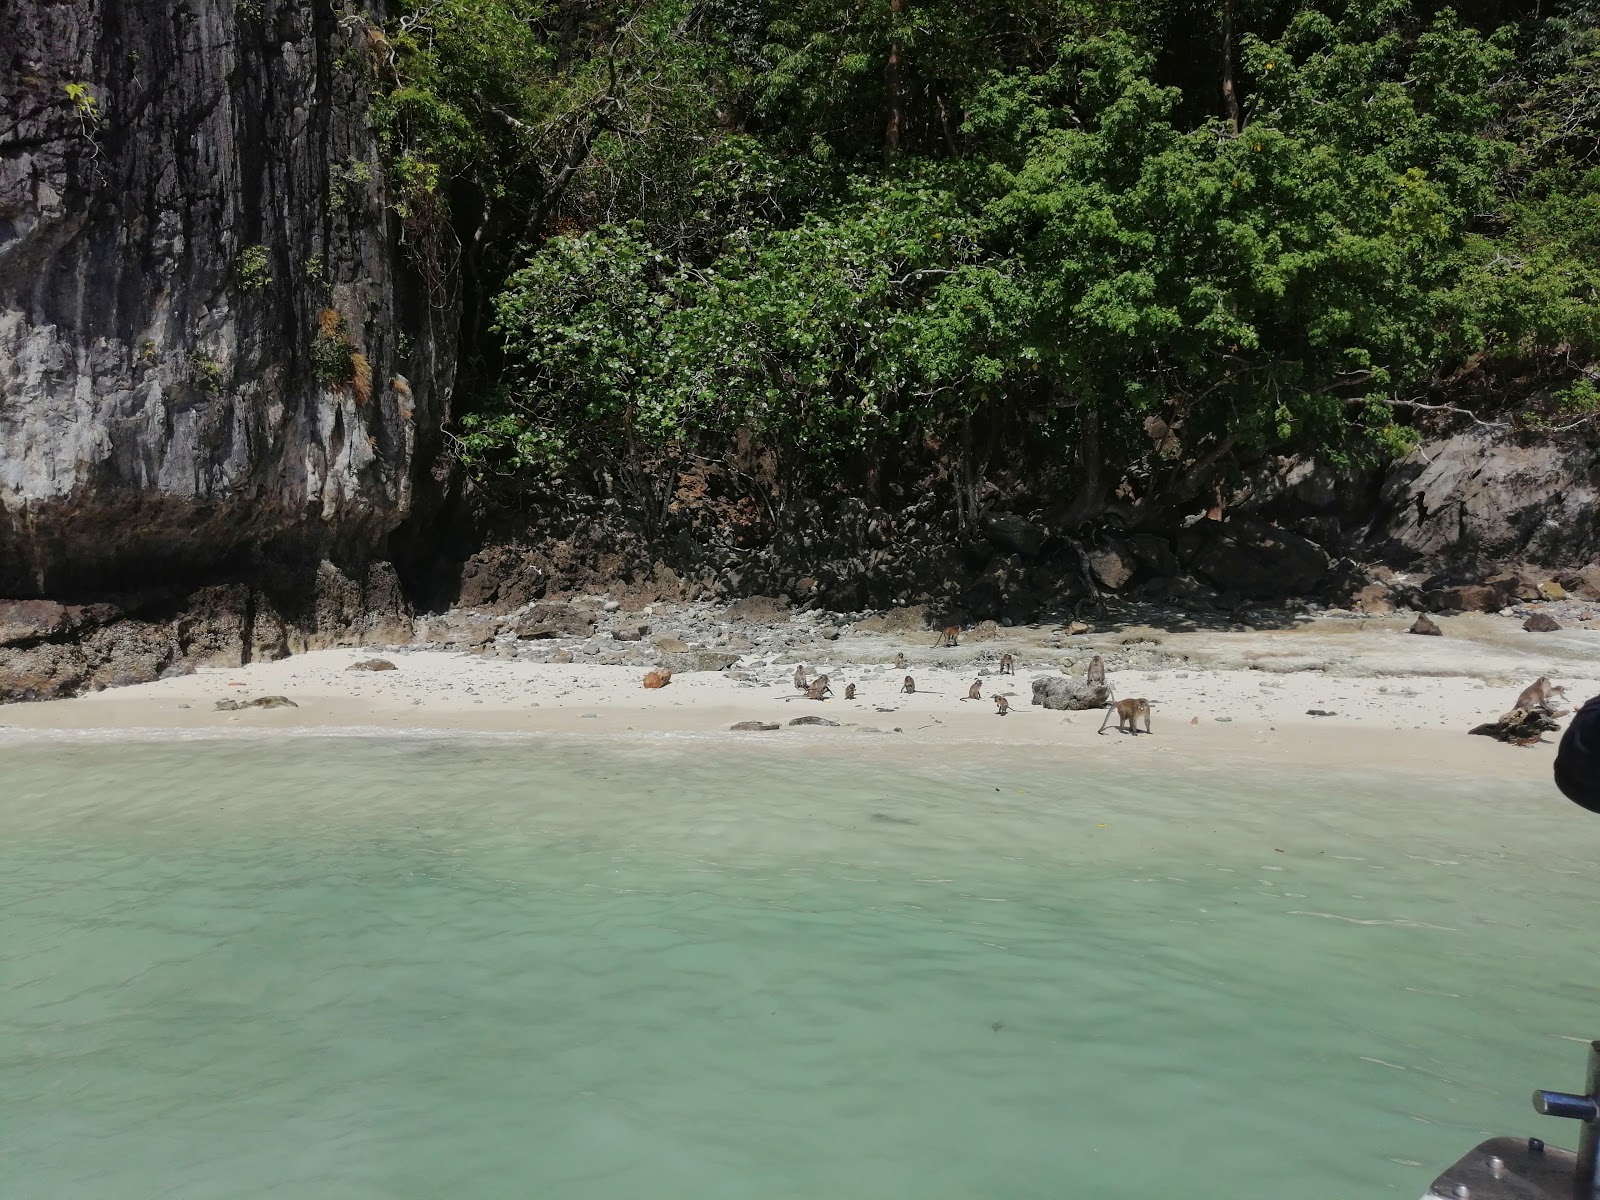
[0,0,454,596]
[1373,430,1600,570]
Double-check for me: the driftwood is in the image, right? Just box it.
[1468,707,1561,746]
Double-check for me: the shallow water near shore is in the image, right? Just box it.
[2,735,1597,1199]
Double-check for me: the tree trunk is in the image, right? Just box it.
[884,0,905,169]
[1220,0,1243,135]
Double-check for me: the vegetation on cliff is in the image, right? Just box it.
[371,0,1599,531]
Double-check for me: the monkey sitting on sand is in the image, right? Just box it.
[962,679,982,701]
[901,675,916,694]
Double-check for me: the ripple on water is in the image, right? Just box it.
[0,736,1595,1200]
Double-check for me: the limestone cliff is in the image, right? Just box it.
[0,0,453,598]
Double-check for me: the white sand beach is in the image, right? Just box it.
[4,607,1595,783]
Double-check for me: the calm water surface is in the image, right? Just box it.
[2,734,1597,1199]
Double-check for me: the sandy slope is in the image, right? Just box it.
[3,611,1595,783]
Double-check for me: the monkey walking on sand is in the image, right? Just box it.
[994,695,1010,716]
[901,675,916,694]
[1098,697,1151,735]
[844,683,857,700]
[935,626,960,648]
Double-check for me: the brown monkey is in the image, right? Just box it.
[1086,654,1115,702]
[895,652,908,669]
[1515,676,1568,714]
[935,625,960,648]
[963,679,983,701]
[805,674,832,701]
[1098,697,1151,735]
[793,664,810,691]
[844,683,857,700]
[999,653,1015,675]
[901,675,916,694]
[994,695,1010,716]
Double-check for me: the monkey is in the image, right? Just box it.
[1098,697,1151,735]
[844,683,857,700]
[994,695,1010,716]
[793,664,810,691]
[895,652,908,670]
[1515,676,1568,715]
[962,679,983,701]
[935,625,960,648]
[901,675,916,694]
[999,653,1015,675]
[1086,653,1115,703]
[805,674,832,701]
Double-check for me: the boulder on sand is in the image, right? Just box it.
[1409,614,1443,636]
[1030,676,1110,711]
[1523,612,1562,632]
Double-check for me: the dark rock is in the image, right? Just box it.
[1030,677,1111,711]
[1523,612,1562,632]
[1556,568,1600,601]
[160,661,197,679]
[1351,583,1394,615]
[0,643,91,702]
[852,606,931,634]
[1186,518,1332,598]
[1375,430,1600,570]
[1423,583,1512,614]
[1306,709,1336,717]
[730,721,781,731]
[0,600,72,646]
[788,716,840,727]
[216,695,299,711]
[80,620,171,690]
[982,513,1047,558]
[1127,534,1181,578]
[454,546,547,611]
[1410,614,1443,636]
[724,595,791,623]
[611,627,645,642]
[174,585,249,667]
[659,650,742,674]
[510,603,595,640]
[1086,538,1138,591]
[347,658,397,671]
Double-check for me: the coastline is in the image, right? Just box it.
[3,610,1593,784]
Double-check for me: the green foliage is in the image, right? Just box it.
[63,82,99,123]
[235,244,273,291]
[329,159,374,213]
[187,351,226,392]
[310,310,356,385]
[406,0,1600,510]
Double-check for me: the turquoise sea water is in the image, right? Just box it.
[2,733,1598,1199]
